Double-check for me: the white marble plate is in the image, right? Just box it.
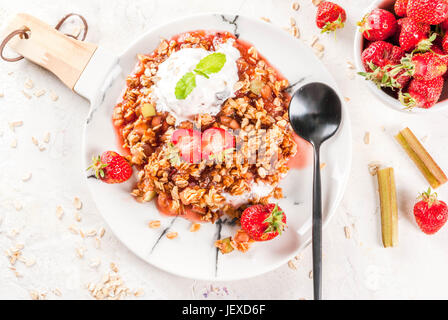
[81,13,352,281]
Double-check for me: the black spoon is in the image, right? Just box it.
[288,82,342,300]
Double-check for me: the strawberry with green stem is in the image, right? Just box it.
[87,151,133,184]
[358,9,397,41]
[398,50,447,81]
[413,188,448,235]
[397,18,431,52]
[316,1,346,34]
[241,204,287,241]
[399,76,445,109]
[359,41,409,90]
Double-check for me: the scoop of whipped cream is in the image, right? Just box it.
[150,40,241,122]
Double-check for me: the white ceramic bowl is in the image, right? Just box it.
[354,0,448,113]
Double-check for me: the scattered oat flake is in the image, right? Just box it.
[22,172,32,182]
[38,145,46,152]
[364,132,371,145]
[73,197,82,210]
[0,92,4,97]
[368,161,382,176]
[31,136,38,146]
[290,17,296,26]
[43,132,50,143]
[344,226,351,239]
[34,89,46,97]
[98,227,106,238]
[76,247,86,258]
[50,91,59,101]
[166,231,178,239]
[320,162,327,169]
[292,2,300,10]
[90,258,101,269]
[9,121,23,131]
[312,0,323,6]
[25,257,36,267]
[86,229,97,237]
[288,260,297,270]
[260,17,271,23]
[10,138,17,148]
[14,202,23,211]
[94,237,101,249]
[347,61,355,69]
[30,290,40,300]
[148,220,161,229]
[290,26,300,38]
[53,288,62,296]
[24,79,34,89]
[344,97,350,102]
[68,224,78,235]
[56,205,64,219]
[74,212,82,222]
[134,288,145,297]
[22,90,31,99]
[309,270,313,279]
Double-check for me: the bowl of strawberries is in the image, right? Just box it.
[354,0,448,112]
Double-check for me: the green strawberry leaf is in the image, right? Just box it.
[175,72,196,100]
[195,52,226,75]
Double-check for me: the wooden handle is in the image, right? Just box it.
[2,13,97,90]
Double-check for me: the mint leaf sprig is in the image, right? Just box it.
[175,52,227,100]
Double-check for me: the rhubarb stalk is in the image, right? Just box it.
[395,127,447,189]
[377,167,398,248]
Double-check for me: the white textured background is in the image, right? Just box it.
[1,0,448,300]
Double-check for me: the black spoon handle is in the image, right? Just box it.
[312,145,322,300]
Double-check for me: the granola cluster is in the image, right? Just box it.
[112,31,297,222]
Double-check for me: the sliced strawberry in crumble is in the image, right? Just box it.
[171,129,202,163]
[201,127,235,161]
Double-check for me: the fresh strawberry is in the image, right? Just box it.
[432,44,448,65]
[359,63,411,90]
[358,9,397,41]
[241,204,287,241]
[88,151,133,184]
[443,34,448,53]
[397,18,431,52]
[407,0,448,25]
[413,188,448,235]
[201,127,234,161]
[171,129,202,163]
[394,0,409,17]
[400,76,444,108]
[400,51,448,81]
[361,41,404,70]
[442,19,448,31]
[316,1,346,33]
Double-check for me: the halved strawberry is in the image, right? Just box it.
[171,129,202,163]
[201,127,235,161]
